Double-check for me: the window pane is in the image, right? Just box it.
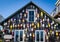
[36,31,39,41]
[16,31,19,42]
[40,31,43,41]
[20,31,23,41]
[29,11,34,15]
[31,18,34,21]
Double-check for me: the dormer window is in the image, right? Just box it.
[28,9,35,22]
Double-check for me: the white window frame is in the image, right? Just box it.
[14,30,24,42]
[27,9,35,22]
[35,30,45,42]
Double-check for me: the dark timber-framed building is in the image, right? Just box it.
[0,1,60,42]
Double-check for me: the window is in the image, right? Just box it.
[28,9,35,22]
[35,30,45,42]
[14,30,24,42]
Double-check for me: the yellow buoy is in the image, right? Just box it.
[56,32,58,36]
[37,22,40,28]
[10,25,13,32]
[41,12,43,17]
[48,23,50,27]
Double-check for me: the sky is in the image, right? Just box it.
[0,0,57,18]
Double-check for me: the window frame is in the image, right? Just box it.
[35,30,45,42]
[27,9,35,22]
[14,30,24,42]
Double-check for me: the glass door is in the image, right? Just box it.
[35,30,45,42]
[14,30,24,42]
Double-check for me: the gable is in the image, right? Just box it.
[1,1,60,30]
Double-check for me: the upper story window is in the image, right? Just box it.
[28,9,35,22]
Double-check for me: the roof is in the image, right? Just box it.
[0,1,60,25]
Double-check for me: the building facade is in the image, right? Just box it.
[0,1,60,42]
